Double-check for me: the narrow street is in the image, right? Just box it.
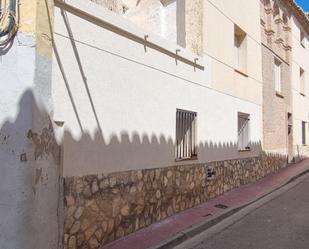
[176,174,309,249]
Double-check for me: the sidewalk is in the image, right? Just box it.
[101,159,309,249]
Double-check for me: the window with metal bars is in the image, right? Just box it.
[175,109,197,160]
[238,112,250,151]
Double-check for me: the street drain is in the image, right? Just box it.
[214,203,228,209]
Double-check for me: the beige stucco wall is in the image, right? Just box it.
[19,0,37,33]
[203,0,263,153]
[203,0,263,106]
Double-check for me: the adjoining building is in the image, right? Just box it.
[260,0,293,160]
[260,0,309,161]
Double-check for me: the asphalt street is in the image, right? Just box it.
[175,174,309,249]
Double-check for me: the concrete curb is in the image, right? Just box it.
[150,168,309,249]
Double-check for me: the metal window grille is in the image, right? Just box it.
[238,113,250,150]
[176,109,197,160]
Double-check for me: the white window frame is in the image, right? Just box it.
[274,59,282,93]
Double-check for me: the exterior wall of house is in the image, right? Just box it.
[52,0,262,177]
[0,1,61,249]
[290,14,309,158]
[203,0,263,108]
[51,1,275,248]
[262,46,291,155]
[0,31,37,249]
[260,0,293,158]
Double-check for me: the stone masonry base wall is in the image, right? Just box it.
[63,153,287,249]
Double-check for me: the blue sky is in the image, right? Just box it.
[296,0,309,12]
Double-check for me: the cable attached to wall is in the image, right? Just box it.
[0,0,18,47]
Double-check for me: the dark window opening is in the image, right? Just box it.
[176,109,197,160]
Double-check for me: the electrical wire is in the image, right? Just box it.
[0,0,18,47]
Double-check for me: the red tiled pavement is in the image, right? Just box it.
[101,159,309,249]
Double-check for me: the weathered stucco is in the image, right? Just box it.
[36,0,54,59]
[184,0,203,55]
[0,1,61,249]
[0,38,61,249]
[87,0,203,55]
[88,0,178,44]
[19,0,37,33]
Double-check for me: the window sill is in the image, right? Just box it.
[238,147,251,152]
[275,91,284,98]
[175,156,198,162]
[234,68,248,77]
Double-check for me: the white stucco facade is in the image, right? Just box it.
[51,0,262,176]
